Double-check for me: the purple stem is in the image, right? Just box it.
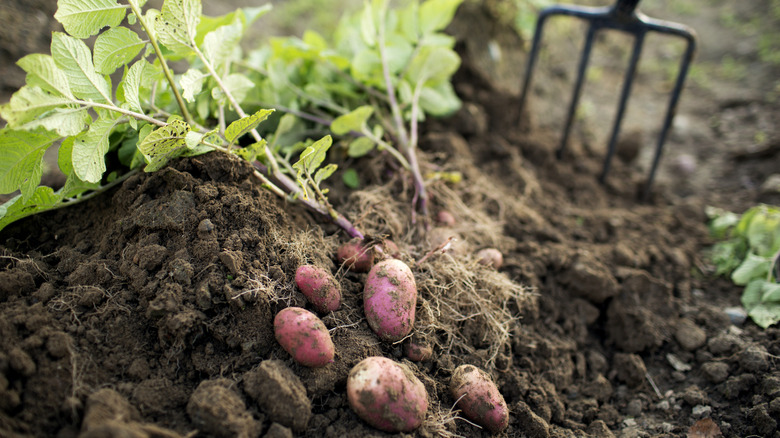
[252,161,364,240]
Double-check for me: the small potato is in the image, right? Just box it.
[347,357,428,432]
[295,265,341,314]
[337,240,374,272]
[436,210,457,226]
[274,307,335,368]
[476,248,503,269]
[375,239,400,259]
[364,259,417,342]
[450,364,509,433]
[403,341,432,362]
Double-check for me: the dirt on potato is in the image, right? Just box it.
[1,1,780,438]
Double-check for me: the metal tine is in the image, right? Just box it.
[518,0,697,198]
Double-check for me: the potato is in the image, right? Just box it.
[274,307,335,368]
[363,259,417,342]
[375,239,400,259]
[436,210,457,226]
[347,357,428,432]
[337,240,374,272]
[404,341,432,362]
[295,265,341,314]
[476,248,503,269]
[449,364,509,433]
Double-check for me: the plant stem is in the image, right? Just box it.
[252,161,364,240]
[376,5,428,219]
[127,0,193,126]
[361,126,410,170]
[191,44,362,239]
[75,100,167,127]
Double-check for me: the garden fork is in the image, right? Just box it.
[518,0,697,198]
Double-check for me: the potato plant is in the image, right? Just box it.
[708,204,780,328]
[0,0,465,234]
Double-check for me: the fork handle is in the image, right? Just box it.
[616,0,641,15]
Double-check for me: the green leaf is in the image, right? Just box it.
[195,5,271,46]
[72,114,122,183]
[17,54,73,98]
[0,128,59,199]
[19,107,92,137]
[706,206,740,239]
[331,106,374,135]
[138,119,191,172]
[274,113,296,139]
[235,140,267,162]
[121,60,154,114]
[118,130,145,169]
[314,163,337,185]
[156,0,202,54]
[54,0,127,39]
[0,186,60,232]
[293,135,332,177]
[180,68,207,102]
[406,46,460,86]
[419,80,461,116]
[212,73,254,108]
[58,137,75,175]
[225,109,274,145]
[93,27,146,75]
[51,32,112,103]
[761,282,780,303]
[342,168,360,189]
[59,171,101,199]
[347,136,376,158]
[360,0,379,47]
[0,86,75,127]
[732,252,771,286]
[742,279,764,310]
[419,0,463,35]
[203,17,244,71]
[747,303,780,328]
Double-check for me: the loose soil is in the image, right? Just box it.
[1,1,779,438]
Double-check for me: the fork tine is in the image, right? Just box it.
[599,30,645,183]
[643,23,697,199]
[557,23,597,159]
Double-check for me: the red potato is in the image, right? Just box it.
[436,210,457,226]
[295,265,341,314]
[375,239,400,259]
[363,259,417,342]
[347,357,428,432]
[274,307,335,368]
[404,341,433,362]
[337,240,374,272]
[476,248,503,269]
[450,364,509,433]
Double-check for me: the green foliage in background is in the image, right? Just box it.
[708,205,780,328]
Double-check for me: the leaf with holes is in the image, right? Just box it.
[138,119,192,172]
[225,109,274,145]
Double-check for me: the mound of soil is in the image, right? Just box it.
[1,2,780,438]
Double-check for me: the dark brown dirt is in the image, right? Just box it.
[1,1,780,438]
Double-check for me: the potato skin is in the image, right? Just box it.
[337,240,374,272]
[274,307,335,368]
[295,265,341,314]
[476,248,503,269]
[347,357,428,432]
[450,364,509,433]
[363,259,417,342]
